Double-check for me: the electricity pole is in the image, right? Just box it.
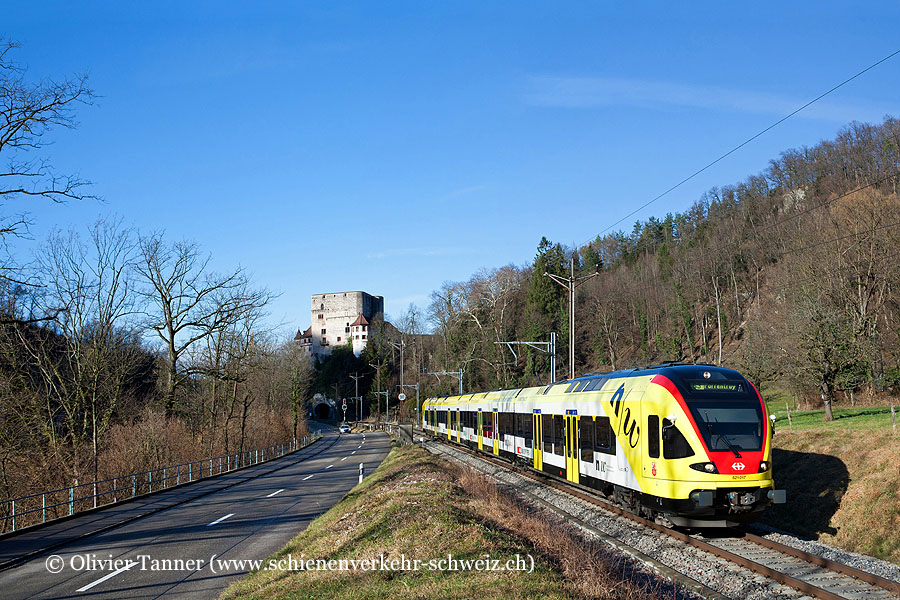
[349,372,364,422]
[426,368,464,395]
[494,333,557,383]
[385,338,405,423]
[369,360,386,425]
[371,391,388,428]
[545,257,599,380]
[400,383,420,427]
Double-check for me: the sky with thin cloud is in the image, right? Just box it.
[5,2,900,336]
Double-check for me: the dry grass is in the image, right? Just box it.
[762,429,900,563]
[220,446,673,600]
[449,463,666,600]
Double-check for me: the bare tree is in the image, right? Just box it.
[0,40,95,253]
[25,218,142,482]
[136,234,273,416]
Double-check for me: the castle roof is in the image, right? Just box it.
[295,327,312,341]
[350,314,369,327]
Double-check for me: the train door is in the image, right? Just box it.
[446,409,451,441]
[455,410,461,443]
[533,411,542,470]
[477,410,483,450]
[565,410,580,484]
[492,410,499,455]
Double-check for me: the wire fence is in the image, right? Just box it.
[0,434,321,534]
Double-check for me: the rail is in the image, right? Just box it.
[426,435,900,600]
[0,434,321,534]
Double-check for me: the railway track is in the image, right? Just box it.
[422,436,900,600]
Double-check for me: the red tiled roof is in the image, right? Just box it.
[350,314,369,327]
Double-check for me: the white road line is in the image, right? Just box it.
[266,489,284,498]
[357,445,362,448]
[340,457,347,461]
[326,465,333,469]
[303,474,314,480]
[76,560,137,592]
[207,513,235,526]
[351,450,357,455]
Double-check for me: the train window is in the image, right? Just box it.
[579,417,594,462]
[585,377,608,392]
[553,415,565,456]
[542,414,552,453]
[662,419,695,459]
[520,413,533,448]
[483,414,493,439]
[594,416,615,454]
[648,415,660,459]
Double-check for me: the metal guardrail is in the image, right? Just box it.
[357,421,396,434]
[0,434,321,534]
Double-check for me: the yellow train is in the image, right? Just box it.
[422,363,786,527]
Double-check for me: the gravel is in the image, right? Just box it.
[747,522,900,585]
[425,441,870,600]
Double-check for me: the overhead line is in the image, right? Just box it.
[583,47,900,246]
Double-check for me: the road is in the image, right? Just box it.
[0,426,391,599]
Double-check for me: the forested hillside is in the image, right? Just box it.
[424,117,900,422]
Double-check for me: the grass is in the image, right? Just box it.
[762,428,900,563]
[219,445,665,600]
[765,403,900,432]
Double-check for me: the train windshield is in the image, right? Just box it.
[678,373,764,453]
[689,405,763,453]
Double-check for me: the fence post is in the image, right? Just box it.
[177,465,180,486]
[11,500,15,531]
[113,477,117,503]
[69,486,74,516]
[132,474,136,498]
[42,493,46,523]
[189,463,192,482]
[93,481,97,509]
[150,470,153,493]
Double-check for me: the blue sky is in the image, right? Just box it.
[5,2,900,337]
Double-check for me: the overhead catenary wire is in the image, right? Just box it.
[578,47,900,249]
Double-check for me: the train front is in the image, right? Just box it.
[650,366,786,527]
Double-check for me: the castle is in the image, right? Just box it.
[294,291,384,358]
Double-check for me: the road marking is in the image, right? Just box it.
[207,513,235,526]
[266,489,284,498]
[326,464,333,469]
[76,560,138,592]
[351,450,357,455]
[340,457,347,461]
[358,445,362,448]
[303,474,314,480]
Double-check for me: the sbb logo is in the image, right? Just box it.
[732,462,746,471]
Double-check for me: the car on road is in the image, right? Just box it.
[339,424,351,434]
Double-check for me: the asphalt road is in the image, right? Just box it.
[0,427,391,600]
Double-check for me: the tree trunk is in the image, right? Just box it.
[821,381,835,422]
[713,275,723,366]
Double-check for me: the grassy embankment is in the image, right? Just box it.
[221,444,661,600]
[760,404,900,563]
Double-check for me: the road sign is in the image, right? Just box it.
[398,393,406,401]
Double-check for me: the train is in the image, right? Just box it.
[422,363,786,527]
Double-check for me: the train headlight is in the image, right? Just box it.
[689,462,718,474]
[758,461,770,472]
